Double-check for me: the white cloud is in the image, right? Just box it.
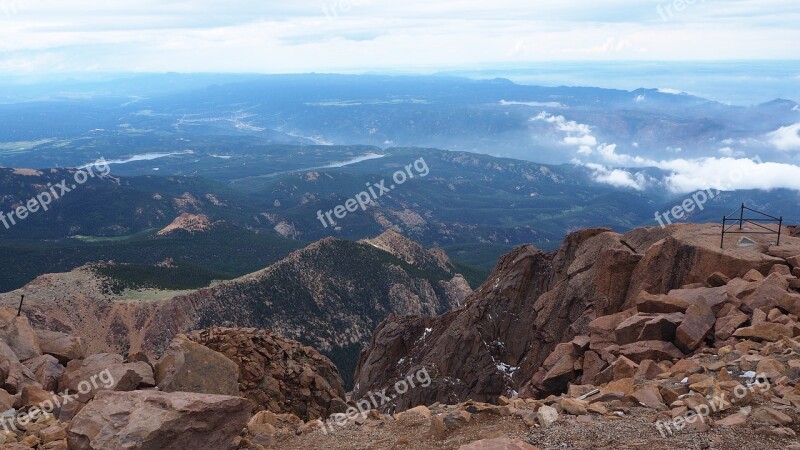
[585,163,648,190]
[499,100,566,108]
[718,147,744,157]
[660,157,800,193]
[1,0,799,73]
[634,94,646,103]
[657,88,685,95]
[767,123,800,151]
[539,111,800,193]
[563,135,597,147]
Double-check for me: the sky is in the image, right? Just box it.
[0,0,799,74]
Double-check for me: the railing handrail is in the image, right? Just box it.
[721,204,783,249]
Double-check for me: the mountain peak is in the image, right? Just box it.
[157,213,214,236]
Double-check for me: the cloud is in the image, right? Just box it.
[1,0,800,74]
[767,123,800,151]
[499,100,566,108]
[718,147,745,157]
[585,163,648,190]
[660,157,800,193]
[538,110,800,193]
[563,135,597,147]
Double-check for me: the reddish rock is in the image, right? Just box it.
[716,413,748,427]
[155,336,239,396]
[614,313,683,345]
[188,327,346,421]
[777,292,800,316]
[458,437,540,450]
[596,355,638,384]
[751,406,793,426]
[706,272,731,287]
[22,354,64,392]
[770,265,792,276]
[668,286,731,315]
[0,307,41,360]
[632,385,666,410]
[635,292,689,314]
[0,339,40,394]
[675,304,715,353]
[743,269,765,282]
[668,359,703,375]
[616,341,684,364]
[714,312,750,341]
[20,384,53,407]
[534,342,582,394]
[590,309,638,350]
[733,323,792,342]
[34,330,86,364]
[660,385,689,405]
[66,390,252,450]
[580,351,607,385]
[59,353,148,400]
[742,273,790,311]
[636,360,665,380]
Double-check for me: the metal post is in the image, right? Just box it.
[16,295,24,316]
[739,203,744,230]
[721,218,726,249]
[778,217,783,246]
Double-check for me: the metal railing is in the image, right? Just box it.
[721,203,782,249]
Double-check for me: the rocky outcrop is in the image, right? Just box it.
[66,390,252,450]
[0,307,41,361]
[353,223,800,407]
[0,233,468,381]
[155,335,239,396]
[187,327,347,421]
[35,329,87,364]
[156,213,214,236]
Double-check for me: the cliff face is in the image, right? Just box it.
[0,233,471,384]
[352,223,798,409]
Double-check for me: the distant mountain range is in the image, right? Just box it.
[0,74,797,168]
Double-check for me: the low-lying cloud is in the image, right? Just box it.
[538,111,800,194]
[767,123,800,152]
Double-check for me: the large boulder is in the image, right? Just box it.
[187,327,346,421]
[675,304,716,353]
[59,353,152,400]
[22,354,64,391]
[0,307,41,361]
[0,339,40,394]
[67,390,252,450]
[733,323,793,342]
[35,329,87,364]
[614,313,683,344]
[615,341,684,364]
[741,274,791,311]
[155,335,240,396]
